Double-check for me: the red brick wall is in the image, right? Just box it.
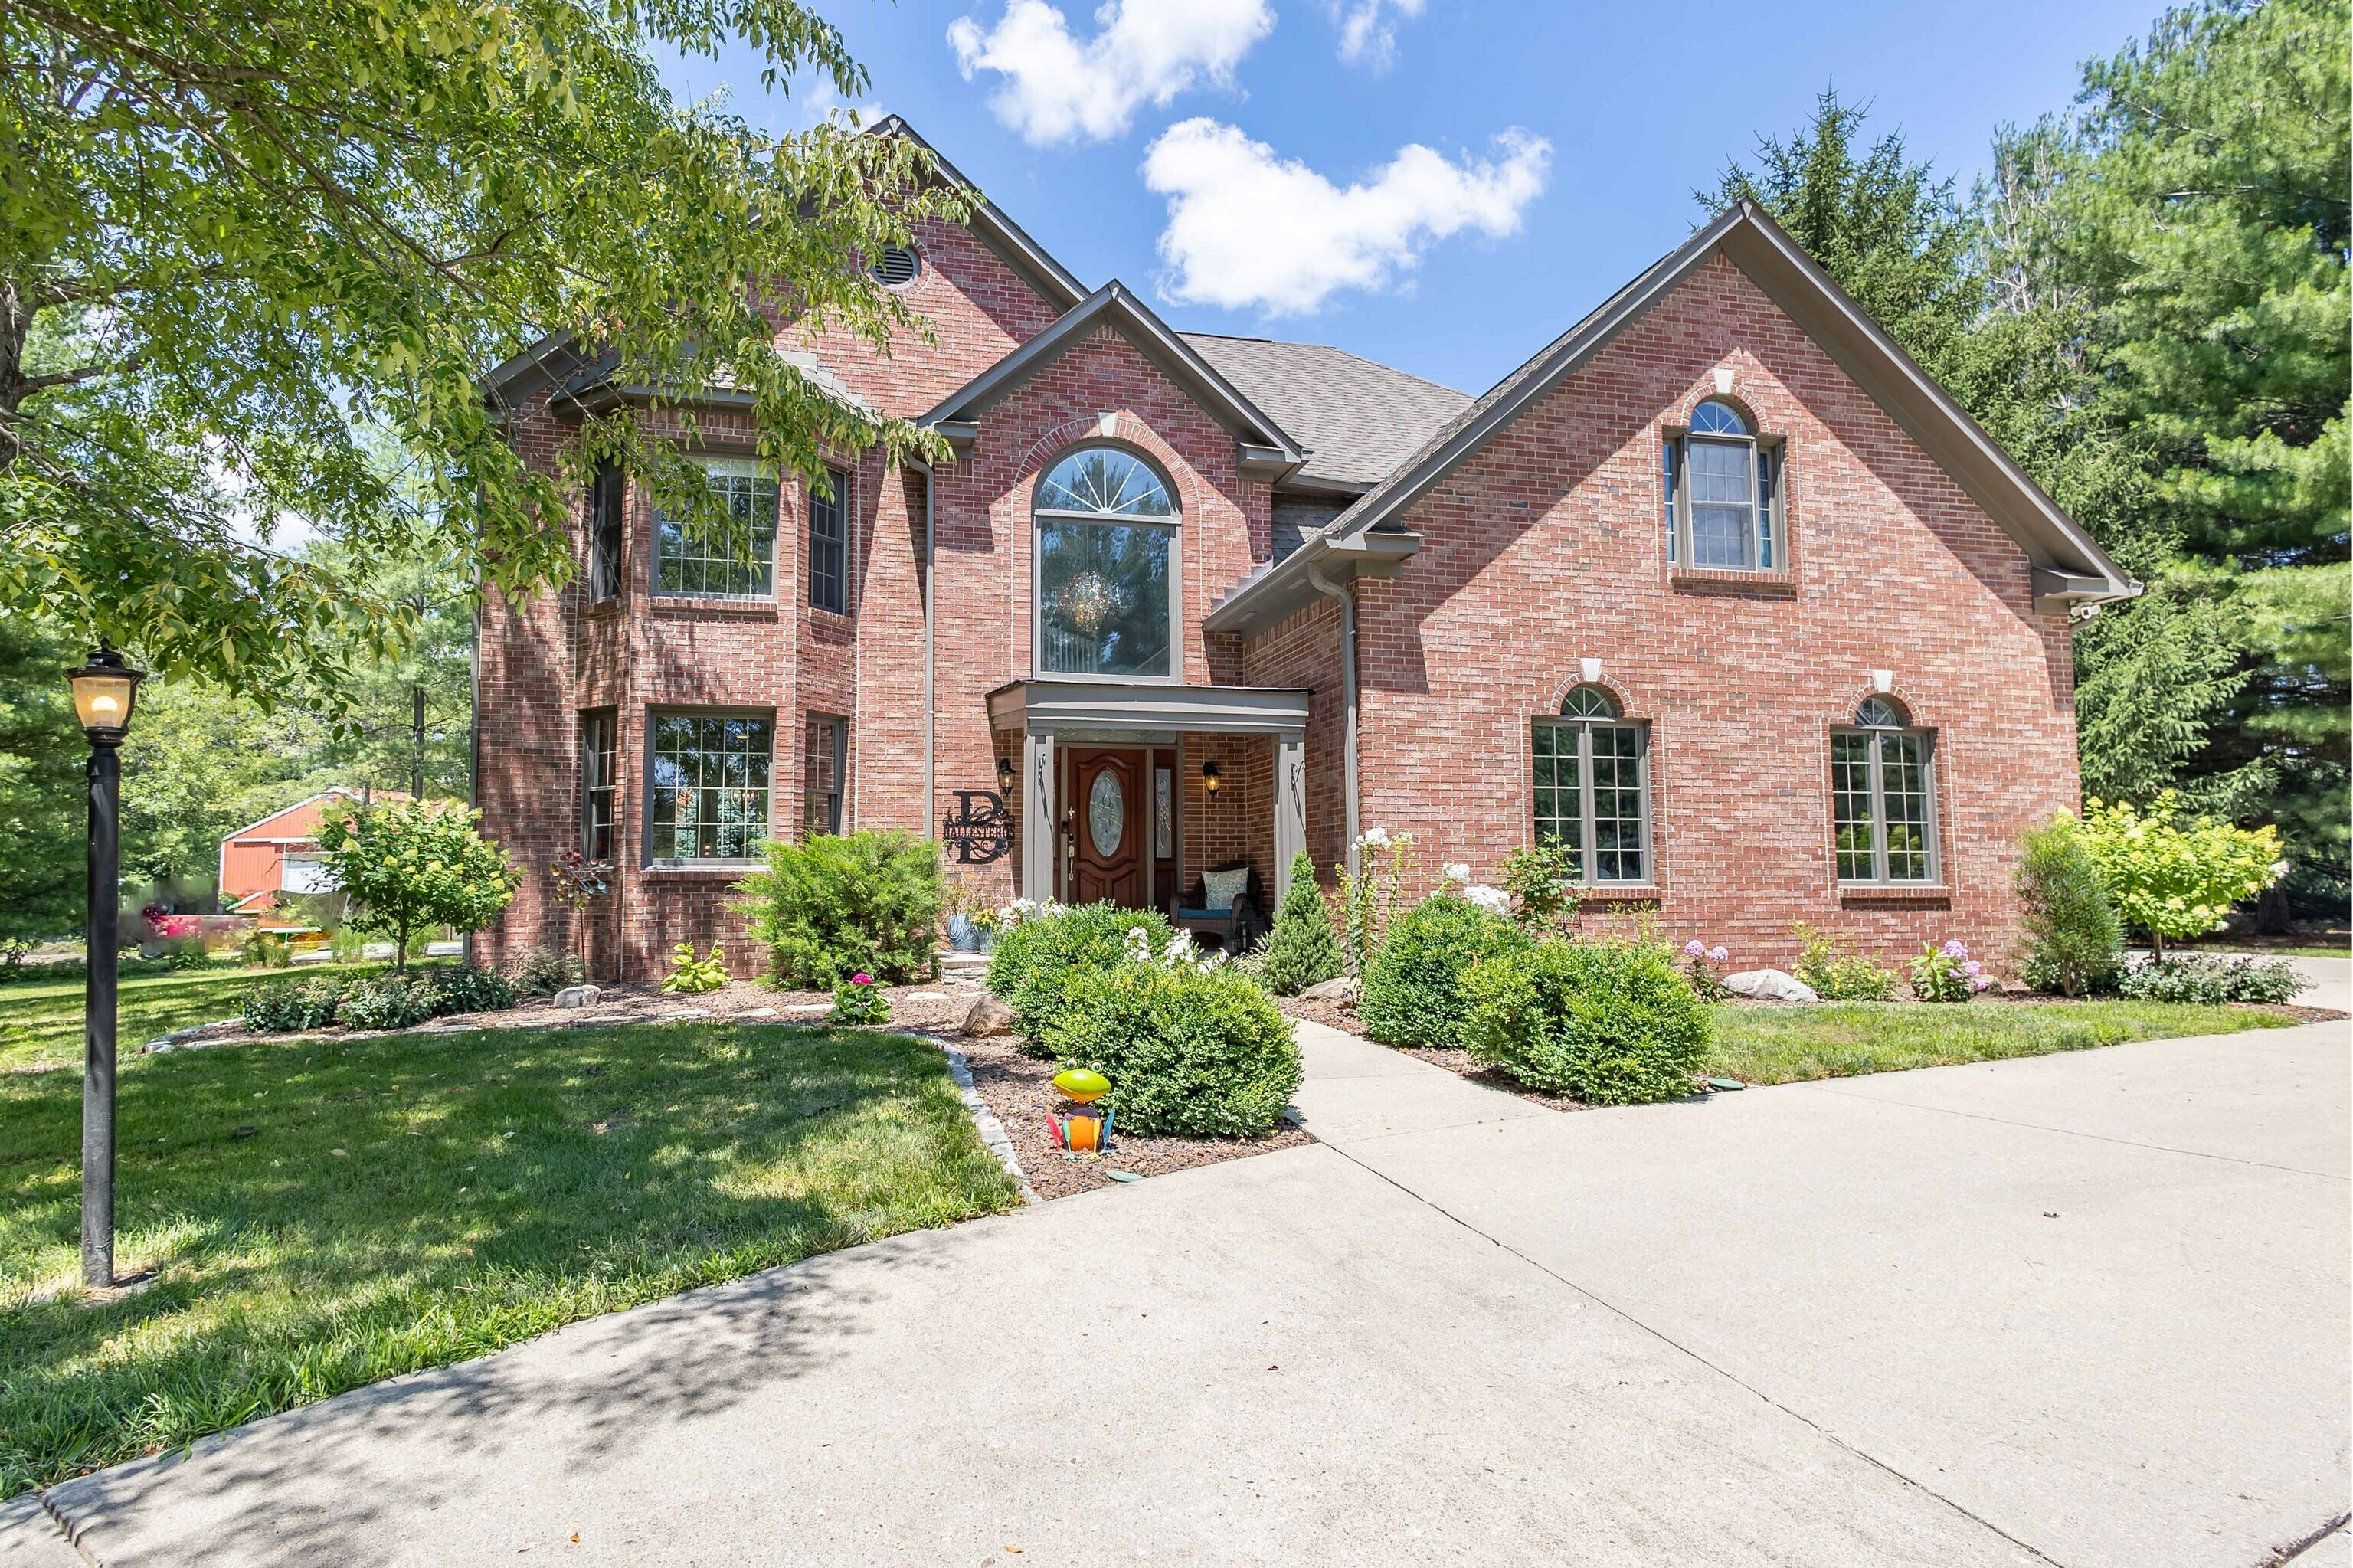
[1239,597,1349,888]
[1348,254,2079,974]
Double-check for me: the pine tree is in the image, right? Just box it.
[1258,851,1346,997]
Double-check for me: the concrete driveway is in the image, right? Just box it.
[9,1015,2346,1567]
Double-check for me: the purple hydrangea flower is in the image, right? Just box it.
[1962,960,1982,977]
[1940,939,1969,959]
[1708,945,1730,964]
[1684,939,1706,957]
[1968,975,1994,991]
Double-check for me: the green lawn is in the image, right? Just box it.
[0,1022,1017,1498]
[0,964,415,1073]
[1706,1000,2308,1086]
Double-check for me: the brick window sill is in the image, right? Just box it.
[650,596,780,617]
[1671,570,1798,597]
[641,861,763,879]
[1579,884,1662,902]
[1838,883,1950,904]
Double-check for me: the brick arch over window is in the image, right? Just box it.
[1542,670,1641,719]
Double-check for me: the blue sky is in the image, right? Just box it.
[661,0,2164,396]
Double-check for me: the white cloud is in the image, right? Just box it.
[947,0,1273,146]
[1142,118,1552,315]
[1330,0,1424,70]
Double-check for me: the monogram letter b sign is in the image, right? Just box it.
[942,790,1011,864]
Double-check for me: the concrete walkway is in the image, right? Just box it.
[8,1016,2346,1567]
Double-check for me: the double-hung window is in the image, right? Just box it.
[1532,685,1650,884]
[808,468,849,614]
[580,711,617,861]
[587,464,624,601]
[803,715,846,838]
[1831,697,1938,883]
[655,457,778,597]
[1664,399,1780,571]
[1033,446,1178,679]
[647,712,773,862]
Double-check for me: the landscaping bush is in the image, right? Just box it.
[1792,924,1900,1001]
[316,799,520,974]
[1359,892,1530,1049]
[2015,820,2123,996]
[2076,793,2286,955]
[1258,851,1345,996]
[659,943,728,994]
[1039,961,1301,1137]
[830,972,892,1025]
[1909,939,1992,1003]
[987,902,1172,1051]
[2117,953,2308,1005]
[242,977,345,1033]
[508,944,584,995]
[738,829,942,987]
[1460,935,1710,1105]
[427,964,517,1015]
[336,974,440,1031]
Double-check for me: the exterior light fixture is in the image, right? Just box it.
[1201,761,1222,796]
[64,646,146,1287]
[995,756,1015,797]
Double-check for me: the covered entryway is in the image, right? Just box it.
[987,679,1311,919]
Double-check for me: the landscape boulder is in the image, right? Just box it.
[552,984,601,1010]
[963,995,1017,1037]
[1721,968,1819,1004]
[1298,974,1360,1007]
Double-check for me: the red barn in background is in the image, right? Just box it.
[217,787,410,915]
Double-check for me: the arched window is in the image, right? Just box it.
[1533,684,1649,884]
[1662,398,1780,571]
[1831,696,1937,882]
[1033,447,1179,679]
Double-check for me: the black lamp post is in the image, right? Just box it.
[67,647,144,1288]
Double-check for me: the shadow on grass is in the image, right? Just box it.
[2,1023,1016,1517]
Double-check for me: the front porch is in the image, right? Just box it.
[986,679,1311,940]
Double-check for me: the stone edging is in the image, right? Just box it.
[913,1031,1039,1206]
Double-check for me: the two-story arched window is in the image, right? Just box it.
[1663,399,1780,571]
[1831,696,1937,882]
[1033,446,1179,679]
[1533,685,1649,884]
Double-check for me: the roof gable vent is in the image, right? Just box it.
[871,244,921,287]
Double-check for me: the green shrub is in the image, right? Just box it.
[659,943,728,994]
[507,944,584,995]
[1258,852,1345,996]
[1500,840,1583,929]
[738,830,943,987]
[316,798,520,974]
[2117,953,2308,1005]
[2015,820,2123,996]
[2076,794,2286,955]
[241,977,345,1033]
[1460,935,1710,1104]
[1792,924,1900,1001]
[830,974,892,1024]
[336,974,440,1031]
[1909,940,1991,1003]
[1039,961,1301,1137]
[1359,892,1530,1049]
[427,964,517,1015]
[987,902,1171,1051]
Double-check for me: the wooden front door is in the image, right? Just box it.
[1065,748,1147,908]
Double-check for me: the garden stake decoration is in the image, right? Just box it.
[1046,1067,1114,1157]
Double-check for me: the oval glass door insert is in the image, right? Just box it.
[1088,767,1125,857]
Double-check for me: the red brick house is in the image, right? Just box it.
[473,118,2135,984]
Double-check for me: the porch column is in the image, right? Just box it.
[1020,728,1056,902]
[1273,728,1307,906]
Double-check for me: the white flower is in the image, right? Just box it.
[1199,948,1228,969]
[1355,827,1392,849]
[2270,859,2291,885]
[1463,884,1510,913]
[1122,926,1156,965]
[1443,863,1470,883]
[1160,928,1197,967]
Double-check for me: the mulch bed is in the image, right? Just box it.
[954,1029,1313,1200]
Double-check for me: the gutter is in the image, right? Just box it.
[1304,561,1362,880]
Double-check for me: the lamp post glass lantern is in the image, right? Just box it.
[67,647,144,1288]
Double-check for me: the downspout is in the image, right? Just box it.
[916,458,936,833]
[1304,556,1360,879]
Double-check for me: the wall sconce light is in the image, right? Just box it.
[1201,760,1222,796]
[995,756,1015,796]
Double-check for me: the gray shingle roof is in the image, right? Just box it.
[1179,334,1471,489]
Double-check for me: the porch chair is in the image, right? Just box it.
[1168,859,1268,951]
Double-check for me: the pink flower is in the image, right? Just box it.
[852,972,872,986]
[1684,939,1706,957]
[1962,960,1982,977]
[1940,939,1968,959]
[1708,945,1730,964]
[1968,975,1994,991]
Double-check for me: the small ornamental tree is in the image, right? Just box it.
[317,800,519,973]
[2076,794,2287,955]
[1258,852,1345,996]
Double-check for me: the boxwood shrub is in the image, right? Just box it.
[1039,961,1301,1137]
[1358,892,1530,1049]
[738,829,944,988]
[1460,936,1710,1105]
[987,902,1171,1052]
